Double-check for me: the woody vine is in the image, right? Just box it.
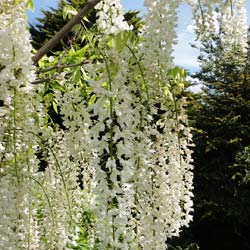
[0,0,248,249]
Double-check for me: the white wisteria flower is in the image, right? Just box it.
[95,0,132,34]
[188,0,248,52]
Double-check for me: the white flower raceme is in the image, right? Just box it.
[141,0,180,82]
[85,48,137,249]
[53,1,194,248]
[0,1,43,249]
[188,0,248,51]
[220,0,248,51]
[36,131,83,250]
[133,1,194,248]
[0,1,35,93]
[95,0,132,34]
[55,30,193,250]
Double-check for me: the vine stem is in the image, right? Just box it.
[36,60,89,74]
[172,90,183,169]
[101,51,117,249]
[197,0,206,36]
[229,0,234,16]
[27,161,31,250]
[126,44,150,106]
[29,175,56,226]
[13,87,19,184]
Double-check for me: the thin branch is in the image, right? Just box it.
[32,0,101,64]
[229,0,234,16]
[36,60,89,74]
[198,0,205,35]
[32,78,52,85]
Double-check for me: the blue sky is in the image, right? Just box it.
[27,0,250,73]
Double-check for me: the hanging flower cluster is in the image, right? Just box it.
[0,1,81,249]
[142,0,180,83]
[53,35,194,249]
[0,1,39,249]
[220,0,248,51]
[95,0,132,34]
[188,0,248,51]
[50,0,194,249]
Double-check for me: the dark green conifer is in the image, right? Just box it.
[186,31,250,250]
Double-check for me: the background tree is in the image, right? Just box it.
[181,31,250,250]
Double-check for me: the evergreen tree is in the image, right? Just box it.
[186,32,250,250]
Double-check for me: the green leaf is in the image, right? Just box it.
[107,38,114,49]
[26,0,34,10]
[88,94,96,105]
[62,5,77,20]
[82,16,89,23]
[164,86,171,97]
[101,81,109,90]
[115,33,126,52]
[38,59,45,68]
[52,101,58,113]
[50,82,65,92]
[43,93,54,105]
[72,67,81,83]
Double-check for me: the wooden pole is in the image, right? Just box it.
[32,0,101,64]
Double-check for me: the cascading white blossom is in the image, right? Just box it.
[130,2,195,248]
[186,0,221,39]
[0,0,41,249]
[142,0,181,74]
[220,0,248,51]
[95,0,132,34]
[36,130,84,250]
[52,1,194,247]
[0,1,79,249]
[53,86,97,247]
[57,47,139,249]
[187,0,248,51]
